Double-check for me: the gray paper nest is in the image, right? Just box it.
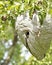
[15,12,52,60]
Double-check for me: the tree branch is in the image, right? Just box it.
[1,31,18,65]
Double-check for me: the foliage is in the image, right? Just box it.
[0,0,52,65]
